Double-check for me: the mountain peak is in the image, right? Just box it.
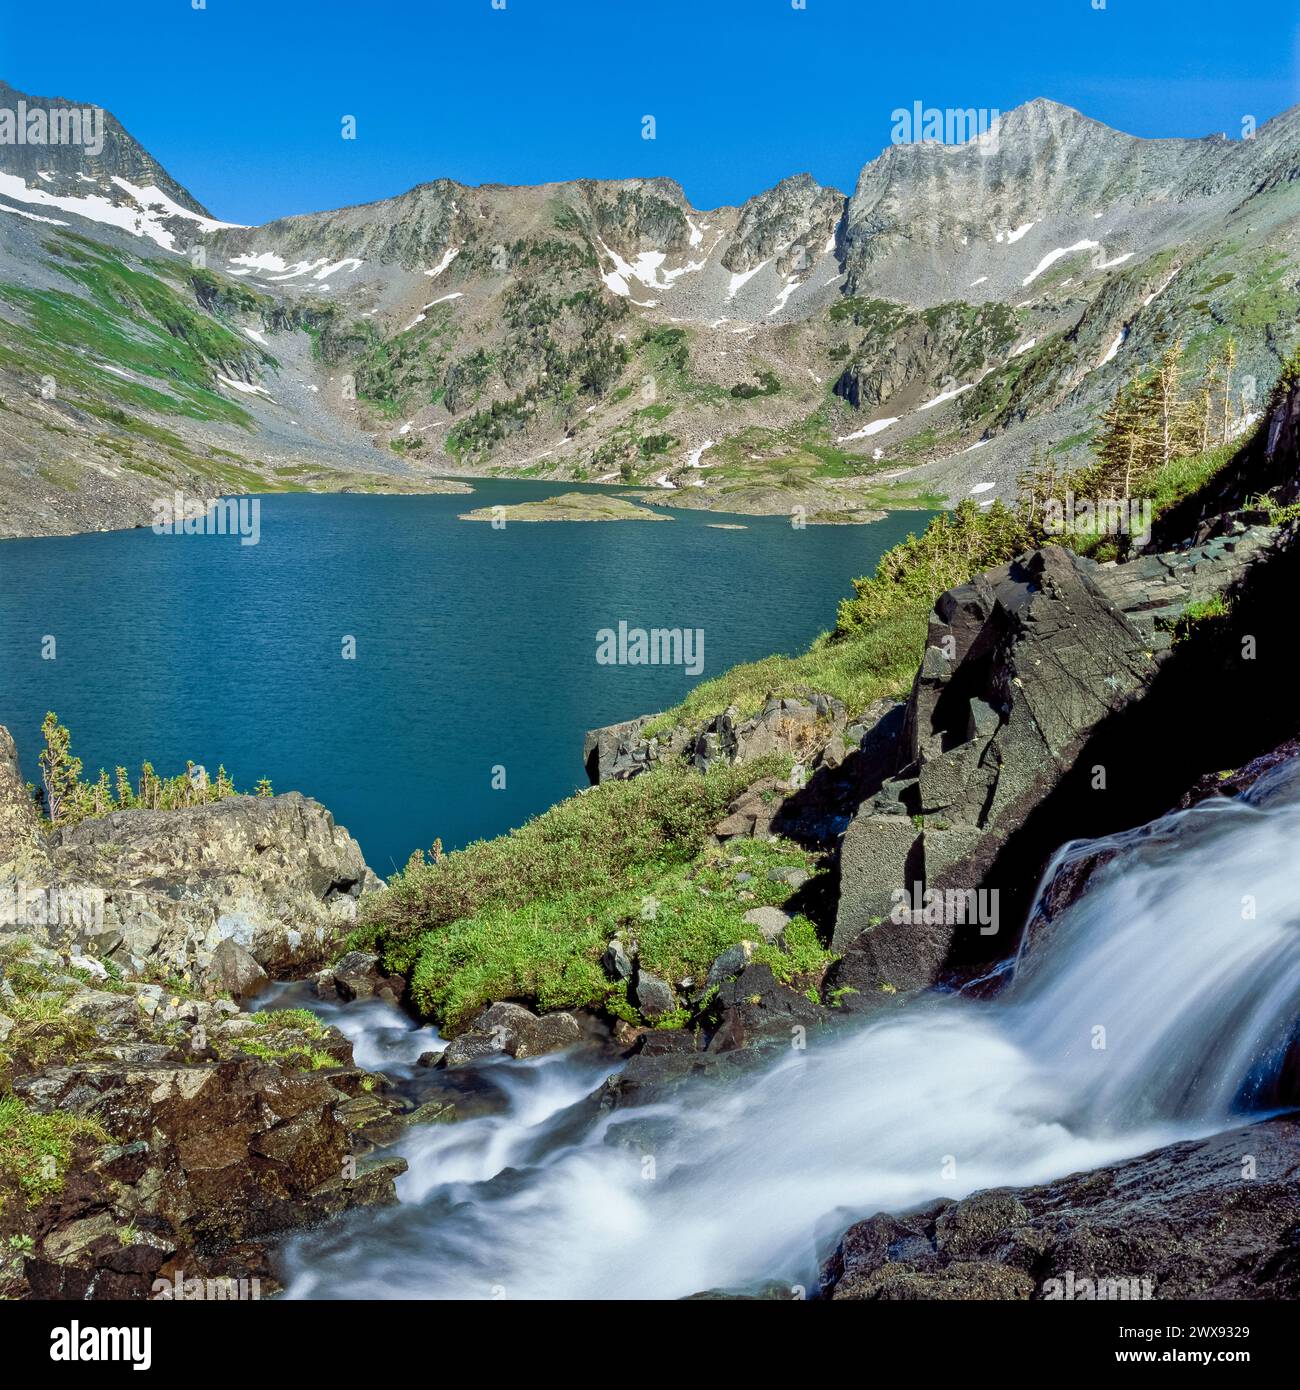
[0,77,213,219]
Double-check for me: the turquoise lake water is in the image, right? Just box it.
[0,484,925,875]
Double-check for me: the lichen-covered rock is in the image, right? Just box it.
[0,963,405,1300]
[0,726,49,881]
[0,728,382,986]
[208,938,268,1001]
[584,694,848,786]
[631,969,676,1021]
[707,963,822,1053]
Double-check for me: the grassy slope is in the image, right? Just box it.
[0,231,423,504]
[357,755,837,1030]
[0,232,260,428]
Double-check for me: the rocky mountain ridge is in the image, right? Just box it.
[3,80,1299,536]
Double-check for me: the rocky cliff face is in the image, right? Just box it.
[721,173,844,276]
[841,98,1300,304]
[0,78,216,222]
[584,693,859,786]
[0,733,382,990]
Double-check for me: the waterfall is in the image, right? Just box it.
[282,760,1300,1300]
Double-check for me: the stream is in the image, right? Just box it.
[273,759,1300,1300]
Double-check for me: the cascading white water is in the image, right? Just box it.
[283,760,1300,1300]
[255,982,446,1072]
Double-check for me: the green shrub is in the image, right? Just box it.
[836,500,1027,634]
[30,713,266,828]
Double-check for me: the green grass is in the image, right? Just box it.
[1226,250,1300,332]
[1167,592,1231,644]
[362,757,786,946]
[355,757,812,1025]
[402,835,831,1030]
[667,407,945,511]
[0,1097,108,1209]
[636,325,728,405]
[1140,441,1237,515]
[221,1008,335,1070]
[231,1038,336,1070]
[1049,429,1095,455]
[0,233,260,428]
[254,1008,328,1038]
[640,606,928,737]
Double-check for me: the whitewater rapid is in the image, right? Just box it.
[282,760,1300,1299]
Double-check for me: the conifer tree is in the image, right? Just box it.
[1016,447,1065,537]
[38,712,82,827]
[1094,372,1158,498]
[1221,336,1237,444]
[1149,340,1200,467]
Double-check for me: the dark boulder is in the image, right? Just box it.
[707,963,823,1053]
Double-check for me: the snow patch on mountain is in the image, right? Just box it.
[0,171,240,250]
[1023,240,1099,286]
[920,381,976,410]
[768,276,800,316]
[424,246,460,279]
[597,238,714,297]
[838,417,898,442]
[726,260,769,301]
[0,200,68,225]
[997,220,1037,244]
[1099,328,1128,367]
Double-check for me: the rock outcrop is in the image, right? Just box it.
[0,730,407,1298]
[0,727,49,879]
[831,522,1287,992]
[437,1001,584,1068]
[0,936,409,1301]
[833,546,1155,970]
[822,1117,1300,1300]
[585,694,851,786]
[1,728,382,988]
[720,173,845,277]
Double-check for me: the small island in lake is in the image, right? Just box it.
[458,492,671,523]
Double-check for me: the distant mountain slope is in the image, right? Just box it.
[0,79,1297,537]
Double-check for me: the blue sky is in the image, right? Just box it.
[2,0,1297,224]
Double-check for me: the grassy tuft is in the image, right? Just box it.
[0,1097,108,1209]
